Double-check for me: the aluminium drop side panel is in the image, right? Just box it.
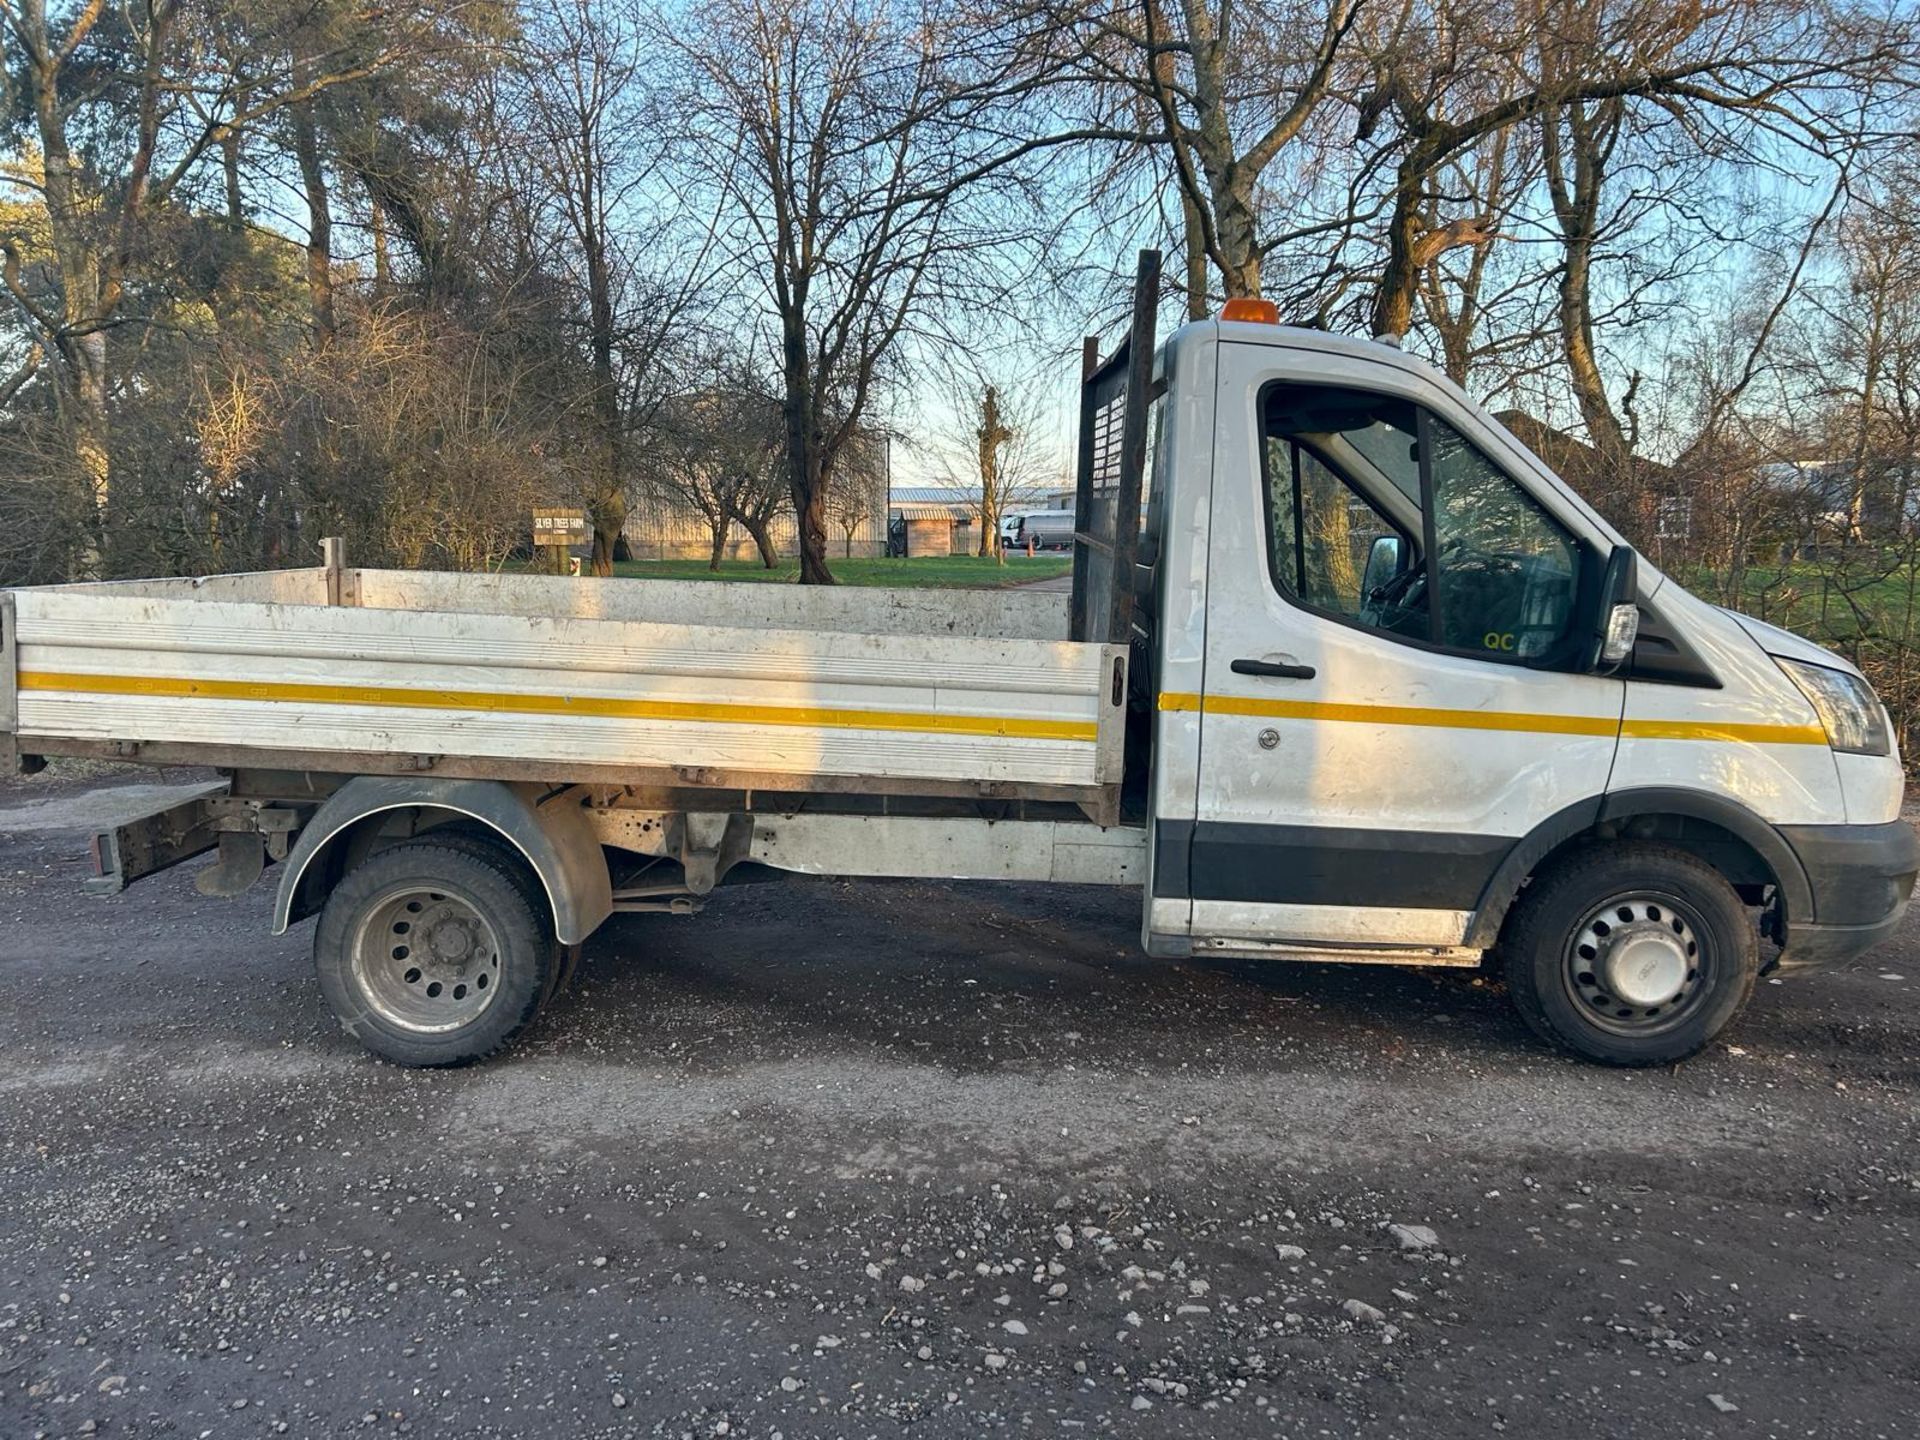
[9,588,1116,794]
[45,567,334,605]
[352,568,1072,643]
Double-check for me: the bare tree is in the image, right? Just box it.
[516,0,706,575]
[825,429,888,559]
[920,371,1050,557]
[1806,182,1920,542]
[1414,125,1552,389]
[671,0,1104,582]
[1358,0,1909,342]
[1049,0,1360,307]
[647,373,786,570]
[974,386,1015,559]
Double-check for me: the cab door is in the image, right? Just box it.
[1169,342,1626,953]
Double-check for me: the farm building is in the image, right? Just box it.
[886,484,1061,556]
[619,490,889,563]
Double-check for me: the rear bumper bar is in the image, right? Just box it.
[1773,818,1920,973]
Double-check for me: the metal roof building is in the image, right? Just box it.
[888,485,1062,513]
[891,502,969,520]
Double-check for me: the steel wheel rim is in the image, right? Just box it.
[1562,890,1712,1037]
[349,882,503,1034]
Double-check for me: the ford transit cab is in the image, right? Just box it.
[1138,295,1918,1063]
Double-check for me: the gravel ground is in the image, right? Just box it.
[1,766,1917,1440]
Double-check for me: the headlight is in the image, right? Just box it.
[1775,658,1890,756]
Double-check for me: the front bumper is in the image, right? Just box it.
[1773,818,1920,972]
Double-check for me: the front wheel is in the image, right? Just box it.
[314,838,557,1067]
[1500,842,1757,1066]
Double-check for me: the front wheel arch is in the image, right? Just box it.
[1467,790,1807,949]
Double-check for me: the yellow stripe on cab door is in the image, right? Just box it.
[1158,690,1825,745]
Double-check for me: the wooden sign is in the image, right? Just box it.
[532,508,589,547]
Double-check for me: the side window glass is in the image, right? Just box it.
[1426,417,1579,659]
[1265,439,1403,624]
[1259,381,1588,665]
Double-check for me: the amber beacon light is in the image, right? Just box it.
[1220,297,1280,324]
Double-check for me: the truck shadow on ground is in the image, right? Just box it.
[556,874,1546,1079]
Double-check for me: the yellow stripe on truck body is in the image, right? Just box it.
[18,671,1096,743]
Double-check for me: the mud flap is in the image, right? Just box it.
[195,831,266,898]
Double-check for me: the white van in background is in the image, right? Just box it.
[1006,510,1075,552]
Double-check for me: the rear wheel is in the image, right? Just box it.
[1501,842,1757,1067]
[422,828,566,1009]
[314,837,555,1067]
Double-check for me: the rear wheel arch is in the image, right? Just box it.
[273,778,612,944]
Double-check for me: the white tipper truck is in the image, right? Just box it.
[5,253,1914,1068]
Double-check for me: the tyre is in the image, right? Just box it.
[1500,841,1757,1067]
[314,837,556,1067]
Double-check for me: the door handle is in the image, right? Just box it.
[1231,657,1316,680]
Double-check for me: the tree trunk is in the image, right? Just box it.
[1551,163,1641,534]
[221,129,244,230]
[1541,101,1641,527]
[23,31,113,572]
[580,163,623,577]
[1848,287,1887,546]
[1210,179,1262,298]
[977,385,1010,559]
[708,515,730,571]
[1182,189,1210,320]
[793,464,833,582]
[1371,165,1424,339]
[290,99,336,346]
[70,343,111,569]
[782,324,835,584]
[370,187,391,291]
[743,515,779,568]
[1558,224,1631,471]
[589,479,625,577]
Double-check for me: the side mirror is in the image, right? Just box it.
[1589,545,1640,673]
[1360,534,1403,598]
